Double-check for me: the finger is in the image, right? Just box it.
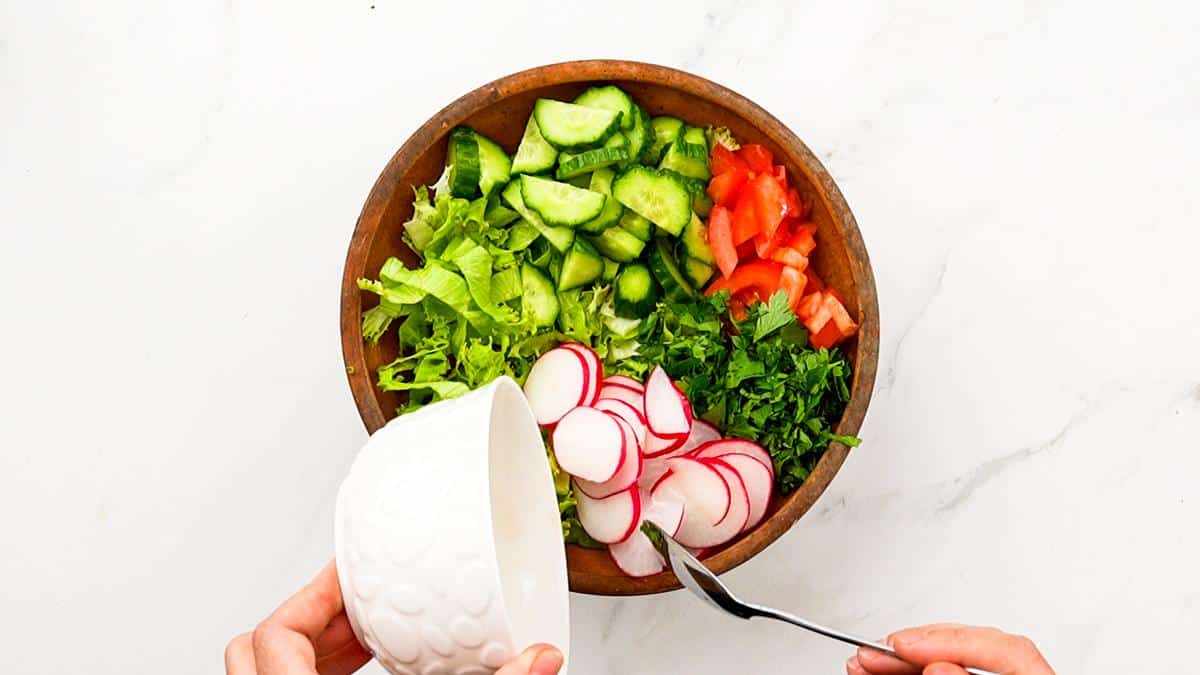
[924,664,970,675]
[847,656,867,674]
[316,639,373,675]
[267,562,345,642]
[313,613,360,658]
[856,644,921,675]
[890,625,1053,674]
[224,633,255,675]
[495,644,564,675]
[253,620,319,675]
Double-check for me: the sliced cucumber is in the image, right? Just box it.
[521,263,559,327]
[617,210,652,242]
[611,166,693,236]
[474,131,512,196]
[692,191,713,217]
[681,211,715,264]
[555,139,630,179]
[578,167,624,234]
[614,263,660,318]
[527,237,553,269]
[622,105,651,168]
[533,99,621,151]
[501,180,574,252]
[492,266,523,303]
[557,238,605,291]
[601,257,620,282]
[511,115,558,175]
[659,125,711,180]
[648,238,696,303]
[520,175,606,227]
[447,127,481,198]
[587,226,646,263]
[565,173,592,188]
[643,116,684,165]
[574,85,636,130]
[505,219,541,251]
[485,200,520,228]
[681,126,710,156]
[683,256,715,289]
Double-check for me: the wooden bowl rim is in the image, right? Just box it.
[339,60,879,595]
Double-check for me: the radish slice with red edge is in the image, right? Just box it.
[643,429,687,458]
[552,407,625,482]
[645,366,692,438]
[597,384,643,413]
[592,398,647,445]
[655,458,730,548]
[560,342,601,406]
[523,347,590,427]
[574,415,643,498]
[603,374,645,393]
[608,528,665,578]
[690,439,773,476]
[679,419,722,453]
[720,453,772,531]
[638,458,672,490]
[641,487,685,537]
[575,484,640,544]
[705,458,750,543]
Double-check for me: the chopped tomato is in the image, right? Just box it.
[707,205,738,279]
[809,318,844,349]
[780,266,806,309]
[711,145,749,176]
[797,292,824,321]
[707,168,749,207]
[785,188,805,218]
[789,224,817,256]
[737,144,774,173]
[736,239,756,260]
[731,192,760,244]
[826,286,848,308]
[754,220,791,258]
[825,291,857,335]
[773,165,787,186]
[748,173,788,240]
[771,248,808,270]
[804,268,825,293]
[705,260,784,299]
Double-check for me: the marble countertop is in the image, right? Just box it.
[3,2,1198,673]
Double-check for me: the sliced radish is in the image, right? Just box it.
[592,398,647,445]
[643,429,687,458]
[560,342,602,406]
[575,484,640,544]
[705,459,750,544]
[686,546,710,559]
[691,439,773,475]
[641,487,685,537]
[644,366,692,438]
[656,458,730,548]
[603,374,645,393]
[679,419,722,453]
[720,453,773,531]
[608,528,665,578]
[574,416,643,498]
[638,457,672,490]
[597,384,644,413]
[552,407,625,483]
[523,347,590,427]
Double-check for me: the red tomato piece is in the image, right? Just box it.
[754,220,791,258]
[735,239,756,260]
[825,291,858,336]
[705,260,784,299]
[773,165,787,186]
[789,224,817,256]
[797,292,823,321]
[748,173,789,240]
[707,168,749,207]
[780,266,806,310]
[809,318,844,349]
[771,248,809,270]
[731,193,760,245]
[804,268,825,292]
[711,145,749,176]
[785,188,805,218]
[707,205,738,280]
[737,144,774,173]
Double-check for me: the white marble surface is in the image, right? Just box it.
[3,1,1199,673]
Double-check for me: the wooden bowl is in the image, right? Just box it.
[340,60,879,596]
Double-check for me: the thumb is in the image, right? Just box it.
[495,644,564,675]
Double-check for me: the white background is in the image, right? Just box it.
[3,1,1198,673]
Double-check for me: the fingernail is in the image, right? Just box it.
[890,628,928,647]
[530,647,563,675]
[845,656,865,674]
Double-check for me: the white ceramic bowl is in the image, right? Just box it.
[334,376,570,675]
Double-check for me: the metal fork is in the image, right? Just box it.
[648,525,996,675]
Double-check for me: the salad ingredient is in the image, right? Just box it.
[520,264,560,327]
[613,263,660,318]
[557,238,605,291]
[643,429,687,458]
[707,459,751,539]
[692,438,773,474]
[653,458,730,547]
[553,406,627,482]
[679,419,722,453]
[612,166,693,236]
[586,225,646,263]
[608,529,666,578]
[523,347,590,426]
[647,239,697,303]
[575,484,641,544]
[574,416,642,498]
[603,374,644,392]
[511,115,558,175]
[597,383,644,411]
[573,85,636,130]
[533,99,622,151]
[719,453,772,531]
[641,490,685,538]
[501,180,575,252]
[659,125,711,181]
[578,168,624,233]
[560,342,601,407]
[474,130,513,197]
[447,127,482,198]
[520,175,606,227]
[644,365,692,438]
[593,398,647,444]
[644,116,684,165]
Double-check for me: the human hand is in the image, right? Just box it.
[225,561,565,675]
[846,624,1054,675]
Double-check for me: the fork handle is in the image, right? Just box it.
[746,604,996,675]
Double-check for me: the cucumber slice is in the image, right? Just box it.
[578,167,624,234]
[520,175,606,227]
[574,85,636,130]
[601,257,620,282]
[611,166,692,236]
[485,199,521,228]
[643,116,684,165]
[621,105,651,168]
[501,180,574,252]
[692,191,713,217]
[533,99,621,151]
[505,219,541,251]
[680,126,710,157]
[555,144,630,179]
[587,226,646,263]
[683,256,715,289]
[511,115,558,175]
[659,126,711,180]
[492,266,523,303]
[521,263,559,327]
[617,210,652,242]
[648,238,696,303]
[614,263,660,318]
[565,173,592,188]
[527,238,553,269]
[474,131,512,196]
[447,127,481,198]
[557,238,605,291]
[681,212,715,264]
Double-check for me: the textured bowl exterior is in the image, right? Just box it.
[334,377,569,674]
[340,60,879,595]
